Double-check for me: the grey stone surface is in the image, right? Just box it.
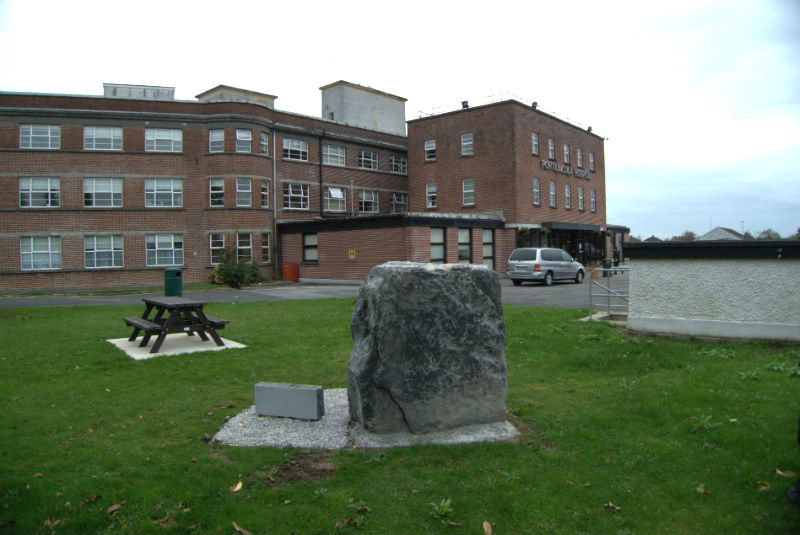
[348,262,508,434]
[254,382,325,420]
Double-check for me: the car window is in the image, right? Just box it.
[541,249,560,261]
[561,250,573,262]
[509,249,538,261]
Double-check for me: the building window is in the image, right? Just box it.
[578,187,584,211]
[482,229,494,269]
[589,152,596,172]
[145,179,182,207]
[283,183,309,209]
[209,179,225,207]
[461,133,474,156]
[390,155,407,174]
[565,184,571,209]
[426,182,437,208]
[236,178,251,207]
[20,124,60,149]
[462,179,475,206]
[425,139,436,161]
[83,178,122,207]
[430,227,445,264]
[236,129,251,153]
[210,233,225,264]
[390,192,408,214]
[84,126,122,151]
[548,138,555,159]
[303,233,318,262]
[359,189,379,213]
[324,186,346,212]
[260,132,269,155]
[146,234,183,266]
[323,144,346,166]
[84,235,123,268]
[20,236,60,270]
[209,129,224,152]
[261,180,269,208]
[563,144,570,164]
[145,128,182,152]
[533,178,540,205]
[549,181,556,208]
[591,189,597,212]
[237,233,252,262]
[261,233,270,262]
[20,178,59,208]
[358,149,378,170]
[577,148,583,168]
[282,138,308,161]
[531,133,539,155]
[458,228,472,264]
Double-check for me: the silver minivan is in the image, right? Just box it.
[506,247,585,286]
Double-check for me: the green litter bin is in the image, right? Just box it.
[164,268,183,296]
[602,259,612,277]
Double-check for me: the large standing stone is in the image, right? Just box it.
[348,262,508,434]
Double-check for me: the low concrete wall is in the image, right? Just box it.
[624,241,800,342]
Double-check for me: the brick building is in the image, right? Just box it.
[0,82,622,291]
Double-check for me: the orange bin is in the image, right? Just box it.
[282,262,299,282]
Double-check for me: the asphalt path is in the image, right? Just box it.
[0,273,629,310]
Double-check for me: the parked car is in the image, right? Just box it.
[506,247,585,286]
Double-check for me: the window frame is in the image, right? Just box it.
[323,144,346,166]
[283,183,309,210]
[424,139,436,161]
[531,133,539,155]
[590,152,596,172]
[20,235,61,270]
[20,124,60,149]
[145,233,183,267]
[145,128,182,152]
[563,143,570,164]
[358,149,378,170]
[84,234,123,269]
[426,182,437,208]
[482,229,495,270]
[548,138,555,159]
[390,155,407,174]
[533,178,540,206]
[565,184,572,209]
[462,179,475,206]
[302,233,318,262]
[145,178,183,208]
[358,189,379,213]
[549,181,557,208]
[461,133,474,156]
[324,186,347,212]
[282,138,309,161]
[577,148,583,168]
[20,177,60,208]
[209,178,225,207]
[260,179,270,208]
[209,129,225,153]
[390,192,408,214]
[458,228,472,264]
[429,227,445,264]
[591,189,597,212]
[235,129,252,153]
[83,126,122,151]
[236,178,252,207]
[210,233,225,265]
[578,187,584,211]
[83,178,122,208]
[237,232,252,262]
[260,132,269,155]
[261,232,271,262]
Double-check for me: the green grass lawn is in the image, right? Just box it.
[1,300,798,534]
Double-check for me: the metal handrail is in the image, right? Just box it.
[588,266,630,318]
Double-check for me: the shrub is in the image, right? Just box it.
[209,248,261,288]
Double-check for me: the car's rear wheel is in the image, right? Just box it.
[543,271,553,286]
[575,270,584,284]
[512,279,522,286]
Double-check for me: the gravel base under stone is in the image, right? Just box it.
[212,388,520,449]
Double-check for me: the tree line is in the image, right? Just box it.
[667,227,800,241]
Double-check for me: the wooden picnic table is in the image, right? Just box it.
[124,296,229,354]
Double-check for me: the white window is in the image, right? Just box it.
[531,133,539,155]
[426,182,437,208]
[146,234,183,266]
[84,126,122,151]
[145,178,182,207]
[210,179,225,207]
[20,236,61,270]
[282,138,308,161]
[461,133,474,156]
[591,189,597,212]
[83,178,122,207]
[283,183,309,209]
[563,144,570,164]
[236,178,251,207]
[358,149,378,170]
[590,152,596,171]
[209,129,224,153]
[565,184,571,209]
[261,233,270,262]
[20,124,60,149]
[237,232,252,262]
[84,235,123,268]
[323,144,346,166]
[390,155,407,174]
[578,187,584,211]
[548,138,555,159]
[236,129,251,153]
[145,128,182,152]
[210,233,225,264]
[260,132,269,155]
[359,189,379,213]
[324,186,346,212]
[391,192,408,214]
[533,178,540,205]
[577,148,583,168]
[425,139,436,160]
[303,233,318,261]
[260,180,269,208]
[430,228,445,264]
[20,178,59,207]
[482,229,494,269]
[549,181,556,208]
[462,179,475,206]
[458,228,471,264]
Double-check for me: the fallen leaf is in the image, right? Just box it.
[230,481,243,493]
[449,521,464,526]
[238,422,245,428]
[232,521,252,535]
[758,481,771,492]
[202,434,212,442]
[81,494,101,505]
[283,499,291,505]
[775,468,797,478]
[33,473,43,478]
[187,523,198,530]
[604,502,621,511]
[483,520,493,535]
[105,388,111,392]
[696,486,710,495]
[107,502,124,515]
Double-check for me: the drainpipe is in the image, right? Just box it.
[273,129,279,279]
[319,130,324,218]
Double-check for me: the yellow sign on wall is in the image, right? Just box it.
[348,249,356,259]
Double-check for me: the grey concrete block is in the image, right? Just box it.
[254,382,325,420]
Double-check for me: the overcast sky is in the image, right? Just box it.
[1,0,798,239]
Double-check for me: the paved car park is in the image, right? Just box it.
[0,271,629,310]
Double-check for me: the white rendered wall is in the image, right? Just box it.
[628,258,800,341]
[321,85,406,136]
